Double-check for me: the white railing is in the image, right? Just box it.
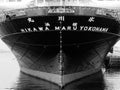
[0,0,120,8]
[34,0,91,7]
[0,0,120,22]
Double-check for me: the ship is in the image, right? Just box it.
[0,0,120,87]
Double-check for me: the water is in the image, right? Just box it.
[0,52,120,90]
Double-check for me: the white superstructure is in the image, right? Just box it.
[0,0,120,9]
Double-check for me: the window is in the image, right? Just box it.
[17,0,21,2]
[8,0,16,2]
[37,0,43,3]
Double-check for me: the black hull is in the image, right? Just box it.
[0,6,120,86]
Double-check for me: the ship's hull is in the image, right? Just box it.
[0,7,120,86]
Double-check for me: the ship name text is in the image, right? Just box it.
[20,25,109,33]
[20,26,109,32]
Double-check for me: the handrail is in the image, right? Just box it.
[0,6,120,22]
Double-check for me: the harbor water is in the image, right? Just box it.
[0,51,120,90]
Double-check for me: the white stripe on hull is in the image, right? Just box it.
[21,67,62,86]
[62,67,101,86]
[21,67,101,87]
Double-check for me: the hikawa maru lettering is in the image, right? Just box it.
[20,25,109,33]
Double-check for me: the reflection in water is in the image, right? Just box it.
[16,72,60,90]
[15,70,104,90]
[0,52,120,90]
[63,70,105,90]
